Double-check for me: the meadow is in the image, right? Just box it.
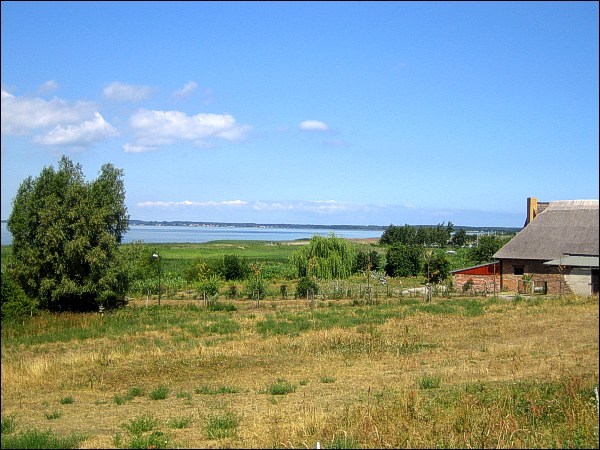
[1,241,598,448]
[1,293,598,449]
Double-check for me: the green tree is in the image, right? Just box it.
[468,235,504,264]
[380,224,416,246]
[220,254,250,280]
[353,249,382,273]
[451,228,467,247]
[6,156,130,312]
[384,244,423,278]
[291,234,354,279]
[1,271,39,319]
[424,251,450,283]
[296,276,319,298]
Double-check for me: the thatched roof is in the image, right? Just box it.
[494,200,599,261]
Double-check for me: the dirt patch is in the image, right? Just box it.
[345,237,380,244]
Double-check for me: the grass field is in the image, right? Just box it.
[1,294,598,449]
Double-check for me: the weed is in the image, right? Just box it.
[176,391,192,401]
[167,415,192,429]
[115,429,172,449]
[418,375,441,390]
[148,386,169,400]
[114,394,125,405]
[45,410,62,420]
[265,378,296,395]
[121,414,158,435]
[127,386,144,398]
[205,411,239,439]
[195,385,239,395]
[1,414,16,434]
[330,434,361,449]
[59,395,74,405]
[0,428,86,449]
[319,376,336,384]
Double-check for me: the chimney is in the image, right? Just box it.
[526,197,537,226]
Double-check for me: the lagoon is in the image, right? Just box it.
[1,223,383,246]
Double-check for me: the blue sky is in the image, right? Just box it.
[2,1,598,228]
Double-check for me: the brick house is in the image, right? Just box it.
[493,198,599,295]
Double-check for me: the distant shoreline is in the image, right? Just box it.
[127,220,519,233]
[1,219,521,233]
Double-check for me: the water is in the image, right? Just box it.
[1,222,383,245]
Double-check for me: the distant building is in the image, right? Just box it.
[493,197,599,295]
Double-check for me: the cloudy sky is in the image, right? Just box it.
[1,2,598,227]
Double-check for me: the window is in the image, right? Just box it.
[513,266,524,275]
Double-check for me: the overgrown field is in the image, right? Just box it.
[1,294,598,449]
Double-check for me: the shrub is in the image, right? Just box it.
[195,275,223,299]
[296,277,319,298]
[221,254,250,280]
[1,271,39,320]
[244,276,267,300]
[225,282,238,299]
[385,244,423,278]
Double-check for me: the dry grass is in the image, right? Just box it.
[1,294,598,448]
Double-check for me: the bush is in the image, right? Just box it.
[244,276,267,300]
[1,271,39,320]
[195,275,223,299]
[385,244,422,278]
[221,254,250,280]
[296,277,319,298]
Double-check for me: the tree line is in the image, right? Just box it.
[1,157,510,318]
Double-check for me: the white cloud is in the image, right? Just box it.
[1,89,96,135]
[137,199,361,214]
[124,143,158,153]
[103,82,152,102]
[35,112,118,147]
[38,80,59,93]
[138,200,248,208]
[299,120,329,131]
[172,81,198,98]
[125,108,251,151]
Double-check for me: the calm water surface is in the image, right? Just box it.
[1,223,382,245]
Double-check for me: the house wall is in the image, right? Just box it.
[452,273,498,294]
[564,267,593,295]
[499,259,593,295]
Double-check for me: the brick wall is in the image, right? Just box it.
[500,259,573,294]
[452,273,499,294]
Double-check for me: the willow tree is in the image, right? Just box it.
[291,234,355,280]
[6,156,129,312]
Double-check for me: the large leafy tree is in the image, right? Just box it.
[384,243,423,278]
[7,156,130,312]
[292,234,355,279]
[468,235,505,264]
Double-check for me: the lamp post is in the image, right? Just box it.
[152,253,161,306]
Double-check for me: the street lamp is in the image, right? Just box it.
[152,253,161,306]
